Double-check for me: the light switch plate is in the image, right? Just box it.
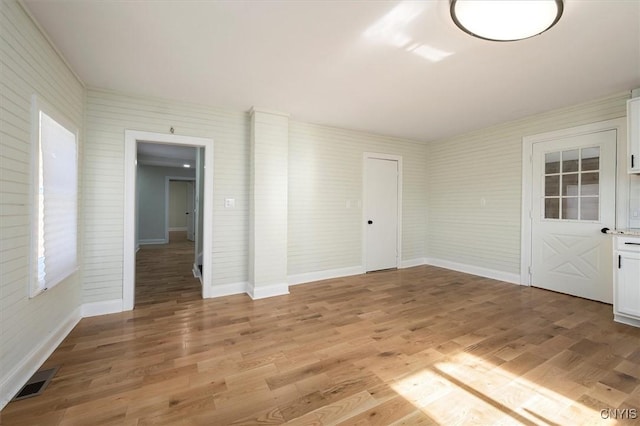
[225,198,235,208]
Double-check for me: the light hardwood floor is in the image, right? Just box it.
[2,237,640,425]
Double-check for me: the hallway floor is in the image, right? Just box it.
[135,231,200,306]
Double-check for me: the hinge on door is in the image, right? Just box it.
[528,266,532,276]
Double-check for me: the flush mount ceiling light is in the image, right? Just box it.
[450,0,563,42]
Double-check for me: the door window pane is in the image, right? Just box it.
[581,197,599,220]
[562,173,579,196]
[545,152,560,174]
[581,172,599,196]
[545,175,559,196]
[562,198,579,220]
[545,198,559,219]
[541,146,601,222]
[581,147,600,171]
[562,150,579,173]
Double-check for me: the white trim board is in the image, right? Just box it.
[210,281,248,298]
[615,315,640,328]
[124,130,215,310]
[81,299,123,318]
[520,118,629,286]
[138,239,167,245]
[424,258,521,285]
[0,306,81,410]
[288,266,365,286]
[246,282,289,300]
[400,258,427,269]
[192,263,201,280]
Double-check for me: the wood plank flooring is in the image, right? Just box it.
[3,237,640,425]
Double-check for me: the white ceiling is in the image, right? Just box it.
[23,0,640,143]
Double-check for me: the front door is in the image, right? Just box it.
[365,157,399,272]
[531,130,616,303]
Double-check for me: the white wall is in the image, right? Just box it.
[0,0,84,408]
[83,88,430,304]
[83,89,250,303]
[288,121,428,277]
[426,93,630,277]
[249,109,289,297]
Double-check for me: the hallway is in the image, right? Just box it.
[135,231,201,307]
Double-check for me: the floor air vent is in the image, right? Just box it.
[12,366,59,401]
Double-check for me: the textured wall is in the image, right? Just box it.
[288,121,428,275]
[426,93,629,275]
[0,0,84,405]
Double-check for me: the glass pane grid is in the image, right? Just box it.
[543,147,600,221]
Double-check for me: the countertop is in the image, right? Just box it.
[606,228,640,237]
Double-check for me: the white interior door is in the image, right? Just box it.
[365,157,399,272]
[186,180,195,241]
[531,130,616,303]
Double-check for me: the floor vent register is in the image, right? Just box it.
[12,366,59,401]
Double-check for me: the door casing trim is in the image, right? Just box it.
[124,130,214,310]
[520,118,628,286]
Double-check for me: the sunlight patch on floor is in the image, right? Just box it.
[391,351,617,425]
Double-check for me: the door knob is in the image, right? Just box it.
[368,220,373,224]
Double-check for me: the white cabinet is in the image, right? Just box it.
[613,236,640,327]
[628,97,640,173]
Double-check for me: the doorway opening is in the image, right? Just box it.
[124,131,214,310]
[165,177,197,244]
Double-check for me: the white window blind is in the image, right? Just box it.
[31,106,78,297]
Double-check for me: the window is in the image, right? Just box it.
[31,97,78,297]
[543,146,600,221]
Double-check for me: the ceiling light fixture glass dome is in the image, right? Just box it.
[450,0,564,42]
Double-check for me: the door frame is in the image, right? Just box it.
[124,130,214,310]
[165,177,195,242]
[362,152,403,271]
[520,118,628,286]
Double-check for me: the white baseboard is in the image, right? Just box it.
[288,266,365,286]
[209,281,248,298]
[424,257,521,285]
[192,263,201,279]
[139,238,167,245]
[247,282,289,300]
[0,306,81,410]
[400,258,426,269]
[168,227,187,232]
[81,299,123,317]
[614,314,640,328]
